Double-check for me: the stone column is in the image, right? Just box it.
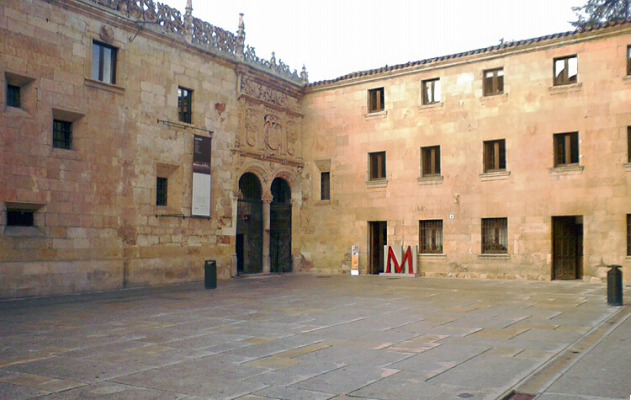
[262,191,273,274]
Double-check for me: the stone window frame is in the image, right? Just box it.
[51,109,84,152]
[421,78,441,105]
[481,217,508,254]
[553,132,579,167]
[2,202,46,237]
[421,145,441,177]
[91,40,118,85]
[367,87,384,113]
[483,67,504,96]
[553,55,578,86]
[483,139,506,173]
[4,71,36,113]
[368,151,386,181]
[419,219,443,254]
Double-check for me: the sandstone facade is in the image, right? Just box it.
[1,0,631,299]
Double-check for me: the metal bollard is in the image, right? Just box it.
[606,265,622,306]
[205,260,217,289]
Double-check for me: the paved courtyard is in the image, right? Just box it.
[0,275,627,399]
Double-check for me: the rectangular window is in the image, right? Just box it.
[320,172,330,201]
[483,68,504,96]
[554,55,578,86]
[369,151,386,180]
[627,127,631,163]
[421,146,441,176]
[52,120,72,150]
[420,220,443,254]
[91,41,117,84]
[422,78,441,104]
[6,84,20,108]
[554,132,579,166]
[627,46,631,76]
[7,209,34,227]
[627,214,631,256]
[368,88,384,113]
[178,87,192,124]
[156,177,168,206]
[483,139,506,172]
[482,218,508,254]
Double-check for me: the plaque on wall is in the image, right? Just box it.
[192,135,211,217]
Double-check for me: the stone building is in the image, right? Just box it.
[1,0,631,298]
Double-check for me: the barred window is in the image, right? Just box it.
[482,218,508,254]
[52,119,72,150]
[420,220,443,254]
[7,209,34,227]
[156,177,168,206]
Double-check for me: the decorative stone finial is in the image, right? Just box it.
[236,13,245,58]
[185,0,192,14]
[301,64,308,84]
[270,52,276,67]
[184,0,193,43]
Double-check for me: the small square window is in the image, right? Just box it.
[422,78,441,104]
[368,88,384,113]
[7,209,34,227]
[156,177,168,206]
[320,172,330,201]
[6,84,20,108]
[482,218,508,254]
[554,132,579,167]
[421,146,441,177]
[91,41,117,84]
[483,139,506,172]
[554,56,578,86]
[420,220,443,254]
[178,87,192,124]
[483,68,504,96]
[369,152,386,181]
[52,119,72,150]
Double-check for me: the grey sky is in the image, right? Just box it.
[160,0,581,83]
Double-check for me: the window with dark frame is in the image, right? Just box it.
[483,68,504,96]
[91,41,117,84]
[627,127,631,163]
[369,151,386,180]
[6,209,34,227]
[6,84,20,108]
[156,177,168,206]
[482,218,508,254]
[368,88,384,113]
[627,214,631,256]
[483,139,506,172]
[421,146,441,177]
[320,172,330,201]
[178,87,192,123]
[419,220,443,254]
[554,132,579,167]
[422,78,441,104]
[627,46,631,76]
[52,119,72,150]
[553,55,578,86]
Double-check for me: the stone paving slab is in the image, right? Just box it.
[0,275,628,399]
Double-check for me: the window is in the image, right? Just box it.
[369,152,386,180]
[7,209,34,227]
[368,88,384,113]
[554,132,579,167]
[422,78,441,104]
[554,56,578,86]
[6,84,20,107]
[482,218,508,254]
[321,172,330,201]
[421,146,441,176]
[483,139,506,172]
[628,127,631,163]
[52,120,72,150]
[420,220,443,254]
[483,68,504,96]
[156,177,168,206]
[627,215,631,256]
[91,41,117,84]
[627,46,631,76]
[178,87,192,123]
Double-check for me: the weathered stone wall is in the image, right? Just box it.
[301,27,631,282]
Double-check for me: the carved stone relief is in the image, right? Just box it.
[264,114,282,151]
[240,78,299,111]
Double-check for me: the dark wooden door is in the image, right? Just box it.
[553,217,581,280]
[237,199,263,274]
[369,221,387,274]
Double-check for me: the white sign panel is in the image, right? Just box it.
[192,172,211,217]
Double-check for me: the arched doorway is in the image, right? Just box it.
[237,173,263,274]
[270,178,292,273]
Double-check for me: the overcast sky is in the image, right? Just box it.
[160,0,582,83]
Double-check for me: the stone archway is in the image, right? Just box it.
[236,173,263,274]
[270,178,292,273]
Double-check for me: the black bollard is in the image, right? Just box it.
[205,260,217,289]
[606,265,622,306]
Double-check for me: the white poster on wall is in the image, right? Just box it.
[192,172,211,217]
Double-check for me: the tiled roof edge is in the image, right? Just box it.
[308,19,631,87]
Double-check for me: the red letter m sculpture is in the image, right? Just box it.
[384,245,418,276]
